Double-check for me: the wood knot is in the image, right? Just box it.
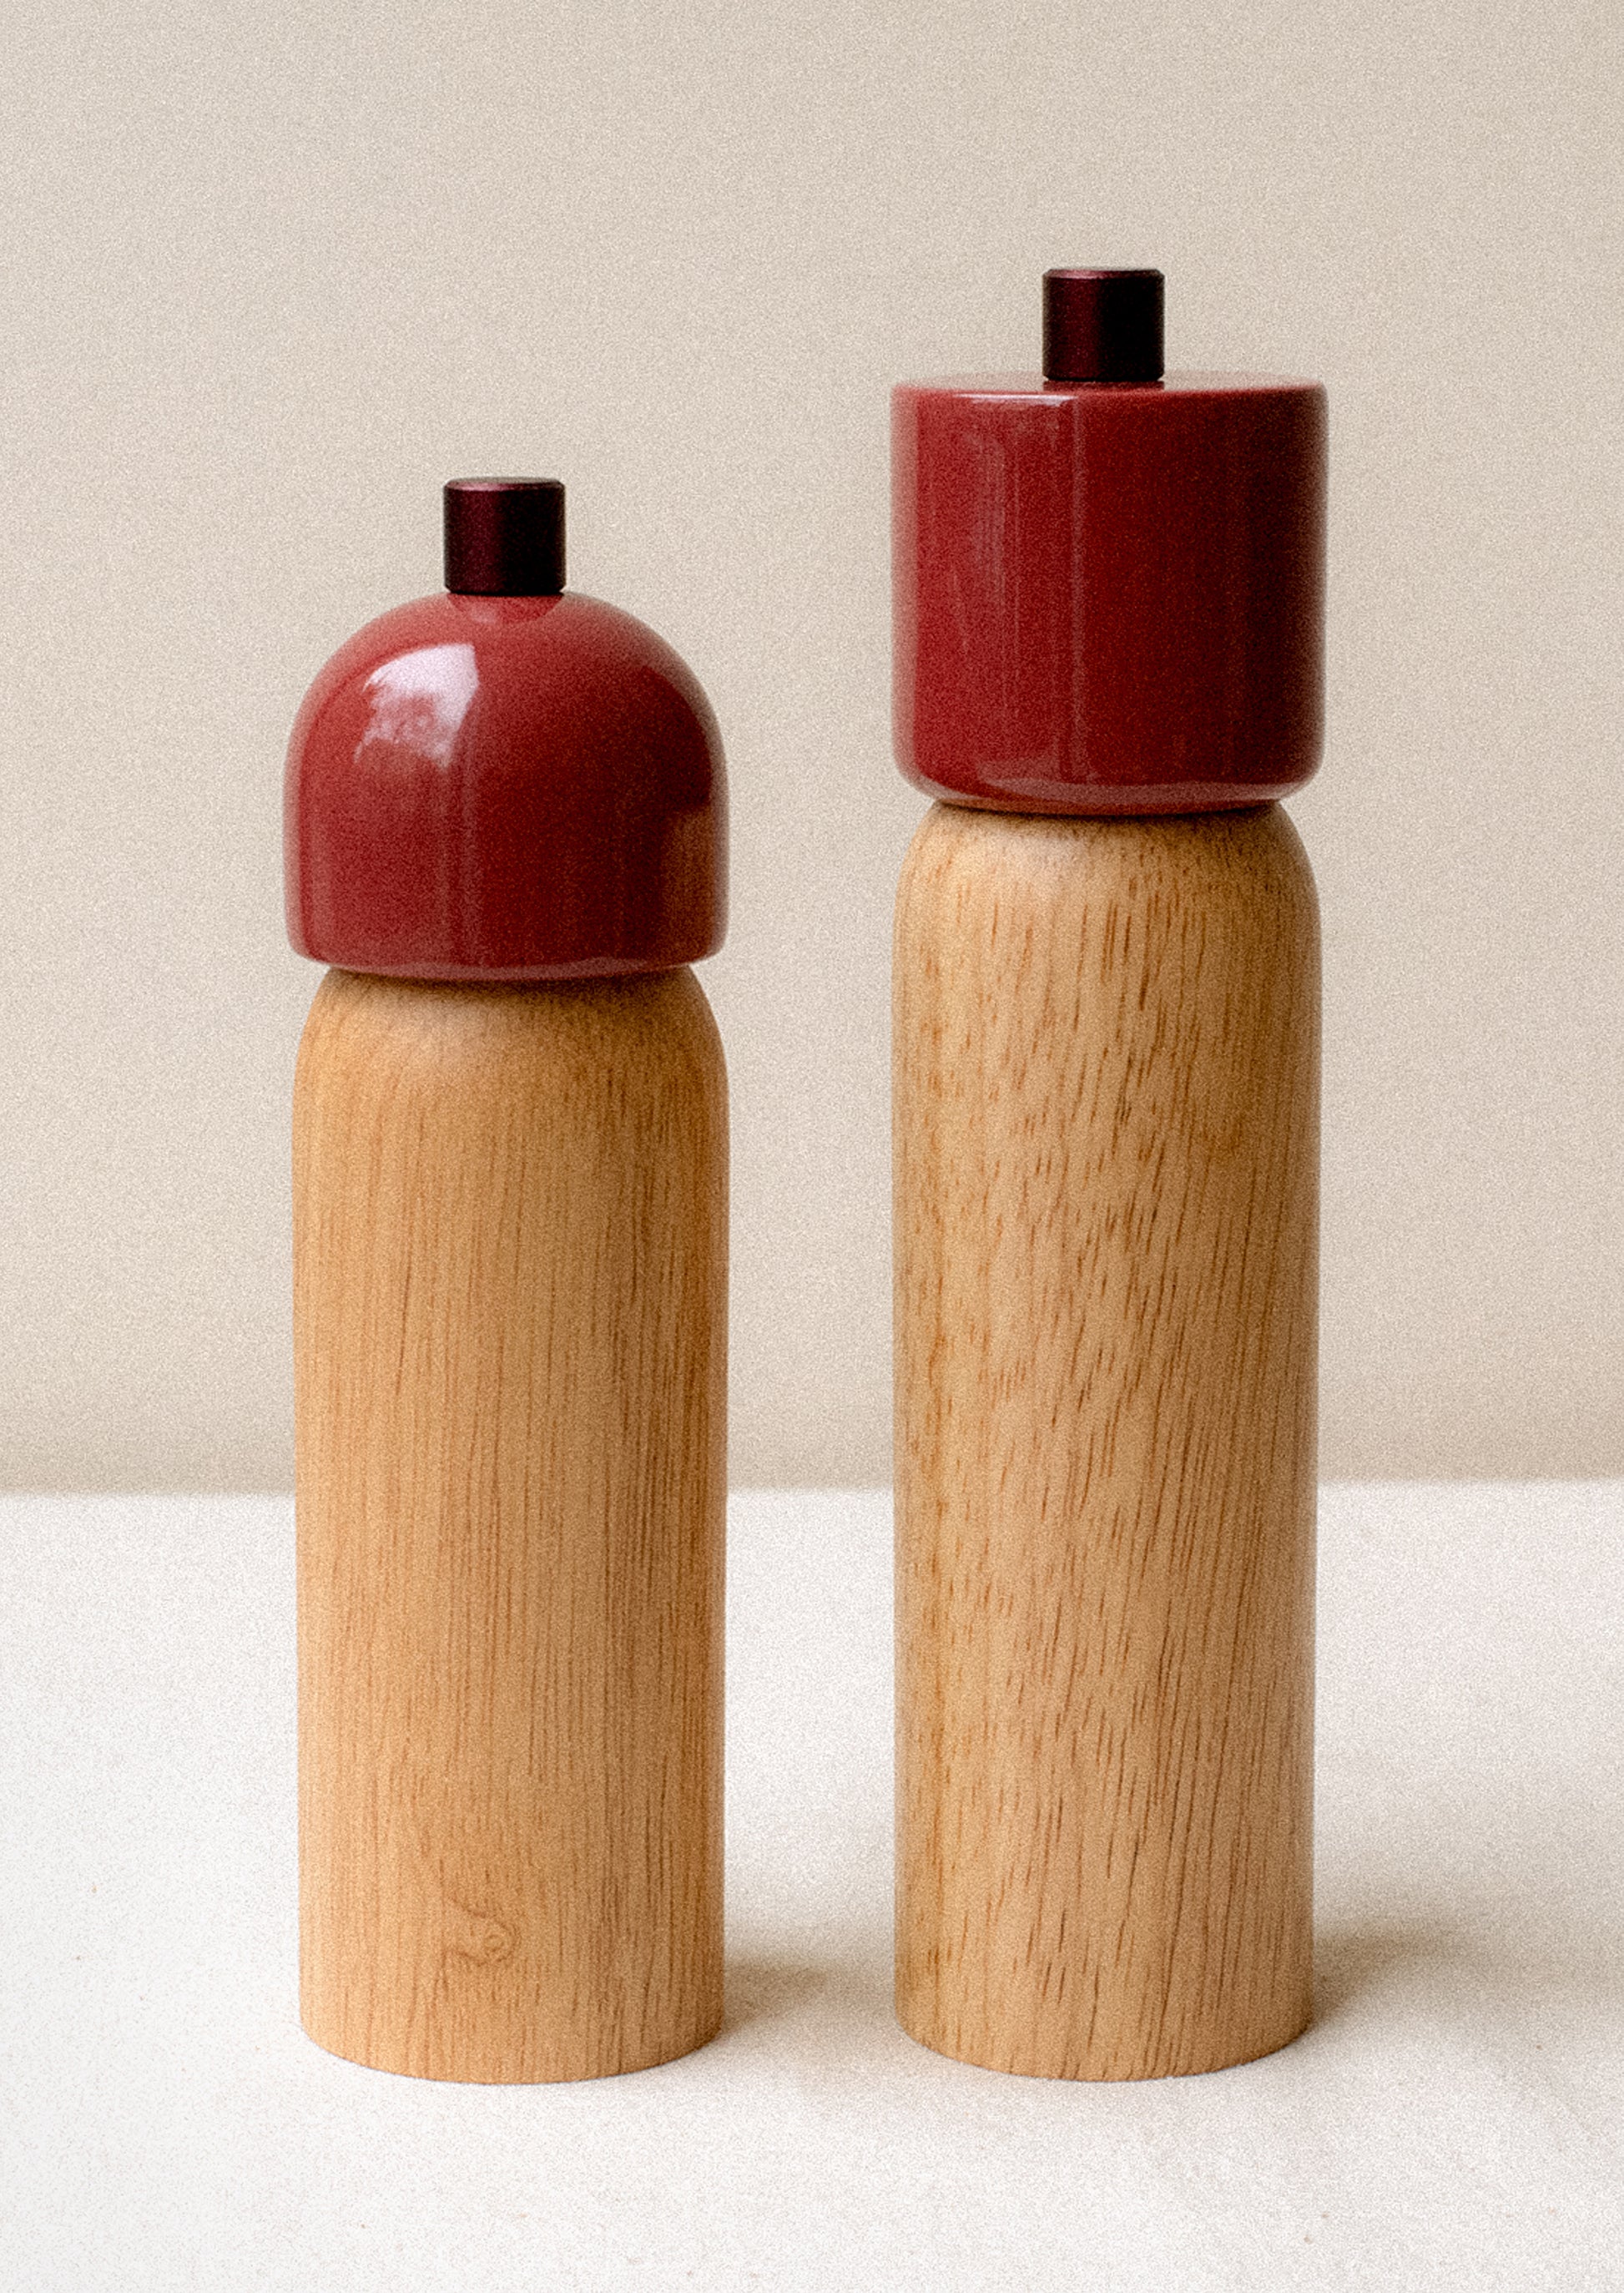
[443,1907,516,1965]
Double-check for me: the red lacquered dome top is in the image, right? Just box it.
[893,273,1327,816]
[285,482,726,981]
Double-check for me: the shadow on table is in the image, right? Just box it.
[722,1953,891,2038]
[1314,1919,1470,2024]
[1314,1914,1624,2031]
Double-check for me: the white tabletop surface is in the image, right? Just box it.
[3,1483,1621,2290]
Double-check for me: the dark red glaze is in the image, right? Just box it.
[285,590,725,980]
[893,371,1327,816]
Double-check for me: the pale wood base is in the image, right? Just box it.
[894,804,1319,2080]
[293,967,726,2082]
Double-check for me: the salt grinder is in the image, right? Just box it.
[892,274,1326,2078]
[285,480,727,2081]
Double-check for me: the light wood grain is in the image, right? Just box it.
[894,803,1319,2080]
[293,966,727,2083]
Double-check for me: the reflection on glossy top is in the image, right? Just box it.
[893,371,1327,816]
[285,590,726,982]
[359,644,479,765]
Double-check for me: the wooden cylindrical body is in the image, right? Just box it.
[894,801,1319,2080]
[294,965,726,2083]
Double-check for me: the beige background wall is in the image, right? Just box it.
[1,0,1618,1488]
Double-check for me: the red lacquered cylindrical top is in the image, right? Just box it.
[894,276,1327,816]
[285,482,725,980]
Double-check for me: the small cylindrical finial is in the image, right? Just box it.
[444,478,566,595]
[1042,270,1164,382]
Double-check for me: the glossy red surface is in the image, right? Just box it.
[285,592,725,979]
[893,373,1327,816]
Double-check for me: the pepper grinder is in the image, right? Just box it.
[892,273,1326,2079]
[285,480,727,2082]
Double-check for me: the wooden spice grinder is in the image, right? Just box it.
[285,480,727,2081]
[891,274,1327,2079]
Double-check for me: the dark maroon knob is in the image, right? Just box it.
[1042,270,1164,382]
[444,478,566,596]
